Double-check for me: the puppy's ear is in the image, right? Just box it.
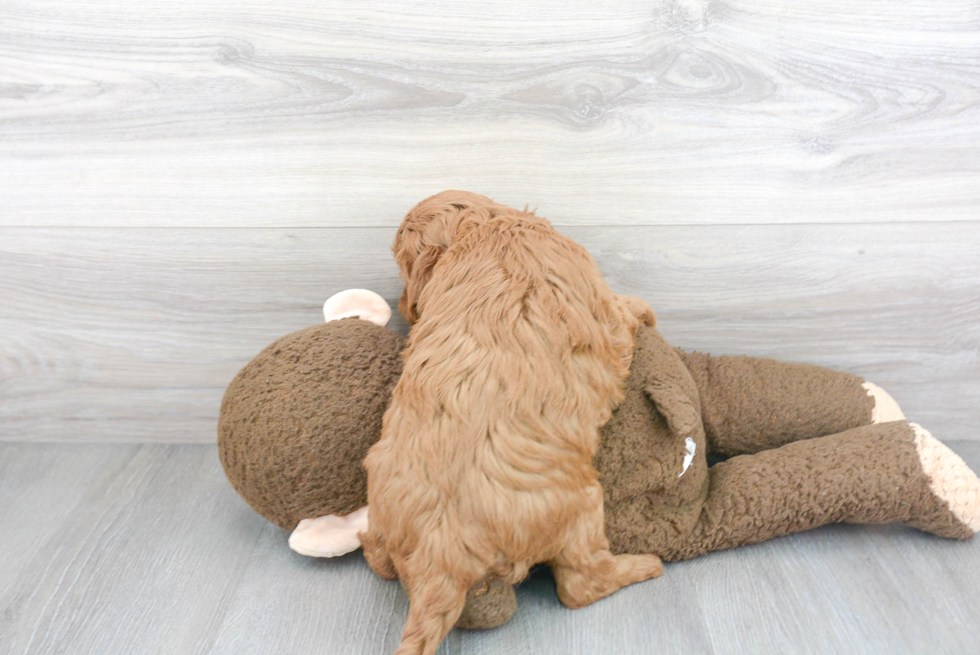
[399,244,446,323]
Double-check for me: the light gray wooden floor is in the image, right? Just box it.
[2,441,979,655]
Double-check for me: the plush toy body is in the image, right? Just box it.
[599,326,978,562]
[219,291,980,629]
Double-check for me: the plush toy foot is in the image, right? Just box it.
[862,382,906,423]
[910,424,980,538]
[455,576,518,630]
[288,506,369,557]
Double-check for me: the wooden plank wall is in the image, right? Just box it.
[2,0,978,442]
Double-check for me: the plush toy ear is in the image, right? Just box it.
[644,380,701,478]
[288,506,370,557]
[398,244,445,324]
[323,289,392,326]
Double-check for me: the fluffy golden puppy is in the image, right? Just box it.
[361,191,662,655]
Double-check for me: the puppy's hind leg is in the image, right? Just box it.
[550,488,663,610]
[359,523,398,580]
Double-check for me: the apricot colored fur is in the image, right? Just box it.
[361,191,662,655]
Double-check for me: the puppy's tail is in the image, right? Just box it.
[395,572,473,655]
[395,539,486,655]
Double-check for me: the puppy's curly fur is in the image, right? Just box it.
[361,191,662,655]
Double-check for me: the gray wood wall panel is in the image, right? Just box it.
[1,1,978,444]
[2,222,978,442]
[2,0,979,227]
[2,442,979,654]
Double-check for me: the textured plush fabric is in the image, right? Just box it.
[595,326,711,558]
[454,577,517,630]
[218,319,979,630]
[218,319,404,530]
[600,328,973,561]
[678,421,975,557]
[676,349,874,458]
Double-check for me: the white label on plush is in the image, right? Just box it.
[679,437,696,477]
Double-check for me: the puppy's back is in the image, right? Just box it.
[370,212,637,567]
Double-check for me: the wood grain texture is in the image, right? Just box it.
[2,3,978,651]
[2,0,979,226]
[1,222,978,442]
[1,442,979,654]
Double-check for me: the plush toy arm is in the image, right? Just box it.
[675,349,902,458]
[288,507,369,557]
[609,422,980,562]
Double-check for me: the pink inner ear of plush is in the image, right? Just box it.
[322,289,392,326]
[288,505,370,557]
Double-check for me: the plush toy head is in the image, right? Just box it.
[218,289,518,628]
[218,290,402,542]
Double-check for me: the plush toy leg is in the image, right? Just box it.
[453,576,517,630]
[908,423,980,536]
[862,381,905,424]
[677,350,887,458]
[658,421,980,561]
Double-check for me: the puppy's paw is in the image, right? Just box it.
[618,553,664,582]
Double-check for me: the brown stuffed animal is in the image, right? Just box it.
[218,290,980,630]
